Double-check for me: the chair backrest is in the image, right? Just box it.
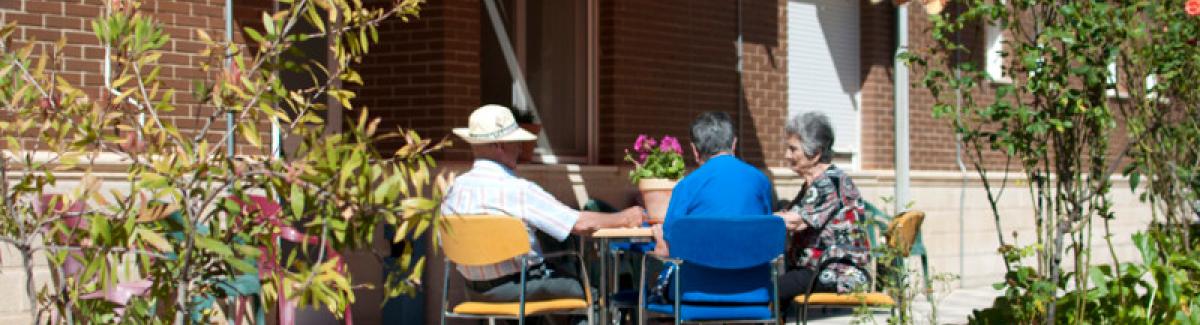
[664,215,786,305]
[665,215,786,269]
[438,215,532,266]
[885,210,926,257]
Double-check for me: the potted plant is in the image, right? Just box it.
[625,135,686,224]
[509,106,540,162]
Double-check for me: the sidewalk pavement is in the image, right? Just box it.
[793,285,1003,325]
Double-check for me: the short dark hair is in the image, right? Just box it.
[690,111,735,159]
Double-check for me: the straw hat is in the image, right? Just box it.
[452,104,538,144]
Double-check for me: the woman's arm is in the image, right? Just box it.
[775,211,809,232]
[797,180,841,228]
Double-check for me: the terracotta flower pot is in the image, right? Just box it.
[518,123,541,163]
[638,178,678,224]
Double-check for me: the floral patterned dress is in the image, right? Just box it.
[786,165,872,293]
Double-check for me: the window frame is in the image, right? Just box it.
[495,0,598,165]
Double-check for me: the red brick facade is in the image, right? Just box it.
[3,0,1030,173]
[598,0,786,167]
[354,0,788,167]
[2,0,279,151]
[355,0,480,160]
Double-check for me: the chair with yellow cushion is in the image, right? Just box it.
[795,210,926,324]
[438,215,593,325]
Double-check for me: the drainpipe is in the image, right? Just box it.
[271,0,281,159]
[894,4,911,214]
[736,0,744,159]
[225,0,235,158]
[953,9,967,288]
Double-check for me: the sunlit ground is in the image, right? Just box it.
[795,285,1003,325]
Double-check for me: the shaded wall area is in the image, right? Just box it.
[599,0,786,168]
[352,0,480,160]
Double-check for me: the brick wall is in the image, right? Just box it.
[862,3,1127,172]
[353,0,479,160]
[1,0,279,154]
[599,0,786,167]
[860,2,1013,172]
[859,1,898,171]
[740,0,788,168]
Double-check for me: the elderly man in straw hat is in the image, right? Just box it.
[440,104,646,303]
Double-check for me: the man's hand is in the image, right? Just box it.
[776,211,808,232]
[619,206,646,228]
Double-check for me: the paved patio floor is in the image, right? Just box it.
[791,285,1003,325]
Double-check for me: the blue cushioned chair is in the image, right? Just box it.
[640,215,786,325]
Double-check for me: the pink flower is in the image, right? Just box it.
[625,148,647,164]
[1188,0,1200,16]
[659,136,683,155]
[633,134,656,153]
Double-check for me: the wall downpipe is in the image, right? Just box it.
[225,0,235,158]
[953,7,967,288]
[736,0,744,159]
[894,3,911,214]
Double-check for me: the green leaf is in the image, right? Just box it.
[1129,172,1141,192]
[240,120,261,147]
[227,257,257,274]
[138,172,170,189]
[261,12,276,36]
[290,183,305,220]
[136,228,174,253]
[223,198,242,217]
[243,27,265,45]
[196,237,233,257]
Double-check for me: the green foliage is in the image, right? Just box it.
[853,197,957,325]
[913,0,1200,323]
[0,0,441,323]
[972,231,1200,324]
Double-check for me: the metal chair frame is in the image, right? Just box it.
[637,254,785,325]
[795,210,927,324]
[438,216,594,325]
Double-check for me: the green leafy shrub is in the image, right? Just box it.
[0,0,447,323]
[911,0,1200,323]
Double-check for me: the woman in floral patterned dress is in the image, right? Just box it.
[775,111,872,309]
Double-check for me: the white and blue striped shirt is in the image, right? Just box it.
[439,159,581,280]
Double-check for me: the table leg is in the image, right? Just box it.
[598,237,609,325]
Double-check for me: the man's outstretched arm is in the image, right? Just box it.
[572,207,645,234]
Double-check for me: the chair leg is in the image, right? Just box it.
[672,263,681,325]
[587,304,595,325]
[800,304,808,325]
[441,260,451,325]
[637,254,647,325]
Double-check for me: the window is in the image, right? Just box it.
[1146,74,1157,95]
[786,0,861,169]
[1106,60,1120,97]
[481,0,596,164]
[984,22,1008,82]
